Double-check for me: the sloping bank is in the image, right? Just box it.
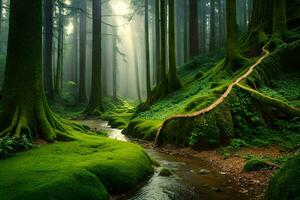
[0,133,153,200]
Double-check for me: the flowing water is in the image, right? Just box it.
[81,119,248,200]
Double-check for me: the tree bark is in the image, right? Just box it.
[43,0,54,100]
[85,0,104,114]
[0,0,78,141]
[145,0,151,103]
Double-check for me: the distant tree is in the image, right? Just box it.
[78,0,87,104]
[54,2,63,95]
[85,0,104,114]
[168,0,181,90]
[189,0,199,57]
[209,0,216,52]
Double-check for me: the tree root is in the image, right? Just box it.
[0,101,88,142]
[237,83,300,117]
[154,45,270,146]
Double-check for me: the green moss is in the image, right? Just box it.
[265,155,300,200]
[0,133,153,200]
[124,119,162,141]
[244,158,276,172]
[159,168,172,177]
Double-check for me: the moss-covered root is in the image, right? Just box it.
[154,46,270,146]
[0,102,88,142]
[265,155,300,200]
[237,83,300,117]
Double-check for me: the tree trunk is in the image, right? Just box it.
[209,0,216,53]
[168,0,181,90]
[189,0,199,57]
[78,0,87,104]
[0,0,78,141]
[145,0,151,103]
[183,0,188,61]
[226,0,239,67]
[134,42,142,103]
[55,6,63,95]
[272,0,287,40]
[112,29,117,100]
[155,0,161,85]
[43,0,54,100]
[85,0,104,114]
[72,2,78,85]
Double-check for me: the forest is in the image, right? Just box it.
[0,0,299,199]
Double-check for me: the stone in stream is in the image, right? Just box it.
[159,168,173,177]
[197,169,211,174]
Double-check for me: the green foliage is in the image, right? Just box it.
[265,154,300,200]
[218,139,248,158]
[0,133,153,200]
[0,135,33,158]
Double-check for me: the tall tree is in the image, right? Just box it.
[0,0,77,141]
[78,0,87,104]
[155,0,161,85]
[43,0,54,99]
[54,3,63,95]
[183,0,189,61]
[272,0,287,43]
[134,42,142,103]
[71,0,79,84]
[168,0,181,90]
[85,0,104,114]
[189,0,199,57]
[112,29,118,100]
[145,0,151,105]
[209,0,216,52]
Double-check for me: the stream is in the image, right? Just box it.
[82,119,248,200]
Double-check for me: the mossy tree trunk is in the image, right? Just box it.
[43,0,54,100]
[0,0,79,142]
[71,1,79,85]
[85,0,104,114]
[226,0,240,68]
[272,0,287,43]
[78,0,88,104]
[168,0,181,91]
[134,41,142,103]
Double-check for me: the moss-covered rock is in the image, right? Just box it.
[265,155,300,200]
[159,168,173,177]
[0,133,153,200]
[244,159,276,172]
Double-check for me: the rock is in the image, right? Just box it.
[211,187,222,192]
[159,168,172,177]
[197,169,211,174]
[219,171,227,175]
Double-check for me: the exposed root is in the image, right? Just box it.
[154,45,270,146]
[237,83,300,117]
[0,101,88,142]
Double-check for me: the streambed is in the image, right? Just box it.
[81,119,248,200]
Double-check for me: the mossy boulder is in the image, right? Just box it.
[265,155,300,200]
[0,133,153,200]
[244,159,277,172]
